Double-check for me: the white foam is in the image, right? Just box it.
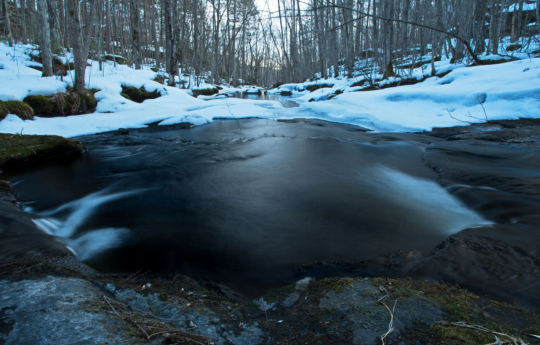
[371,166,492,235]
[67,228,131,261]
[31,186,148,260]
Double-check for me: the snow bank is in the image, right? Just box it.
[0,44,67,101]
[292,58,540,132]
[1,41,540,136]
[0,42,286,137]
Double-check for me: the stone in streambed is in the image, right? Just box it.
[0,134,83,173]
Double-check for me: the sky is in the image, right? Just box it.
[255,0,278,13]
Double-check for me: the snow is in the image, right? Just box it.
[1,40,540,137]
[0,44,67,101]
[505,2,537,12]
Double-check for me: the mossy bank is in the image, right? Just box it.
[0,133,83,173]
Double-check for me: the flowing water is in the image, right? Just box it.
[12,119,490,294]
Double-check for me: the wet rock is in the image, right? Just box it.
[0,277,127,345]
[409,224,540,310]
[295,277,312,292]
[316,280,439,345]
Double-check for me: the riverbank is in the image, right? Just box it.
[1,119,539,344]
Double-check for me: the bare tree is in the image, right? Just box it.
[1,0,12,46]
[162,0,178,86]
[38,0,53,76]
[66,0,86,92]
[130,0,142,69]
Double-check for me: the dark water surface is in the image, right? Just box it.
[12,119,490,294]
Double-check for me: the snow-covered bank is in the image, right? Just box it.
[1,41,540,137]
[289,58,540,132]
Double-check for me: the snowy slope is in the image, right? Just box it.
[0,42,284,137]
[1,41,540,136]
[290,58,540,132]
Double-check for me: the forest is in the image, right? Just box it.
[1,0,539,88]
[1,1,540,344]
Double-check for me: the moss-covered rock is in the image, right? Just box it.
[23,95,55,116]
[327,89,344,100]
[0,134,83,173]
[21,89,98,117]
[28,53,74,76]
[0,103,7,119]
[191,88,219,97]
[152,74,166,85]
[103,54,128,65]
[120,85,161,103]
[0,100,34,120]
[305,83,334,92]
[506,43,522,52]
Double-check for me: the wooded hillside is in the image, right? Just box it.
[1,0,538,87]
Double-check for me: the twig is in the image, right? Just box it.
[102,294,212,344]
[437,321,529,345]
[148,329,212,343]
[377,287,398,345]
[103,295,150,339]
[102,295,120,316]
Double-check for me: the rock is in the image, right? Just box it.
[0,277,127,345]
[120,85,161,103]
[191,88,219,97]
[409,224,540,309]
[22,89,99,118]
[0,134,83,173]
[0,100,34,120]
[295,277,312,292]
[305,83,334,92]
[102,54,128,65]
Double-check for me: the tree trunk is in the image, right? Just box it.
[2,0,12,46]
[162,0,178,86]
[66,0,86,92]
[129,0,141,69]
[38,0,54,76]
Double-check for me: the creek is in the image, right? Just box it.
[10,118,497,295]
